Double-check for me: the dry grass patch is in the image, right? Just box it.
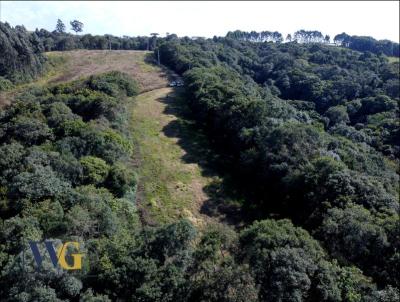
[1,50,169,108]
[46,50,168,91]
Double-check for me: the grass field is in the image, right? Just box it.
[129,87,226,226]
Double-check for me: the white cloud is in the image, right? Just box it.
[1,1,399,41]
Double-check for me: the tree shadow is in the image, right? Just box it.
[160,89,252,226]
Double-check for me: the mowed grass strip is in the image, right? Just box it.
[129,88,218,225]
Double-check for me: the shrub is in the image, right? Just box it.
[6,116,54,145]
[0,76,14,91]
[106,162,136,197]
[87,71,139,97]
[9,165,70,202]
[80,156,110,185]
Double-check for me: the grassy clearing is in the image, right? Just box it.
[129,88,212,225]
[45,50,168,91]
[129,86,244,226]
[132,88,203,223]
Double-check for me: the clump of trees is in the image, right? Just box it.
[0,71,140,299]
[293,30,329,44]
[226,30,283,43]
[334,32,400,57]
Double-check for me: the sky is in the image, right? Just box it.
[0,1,399,42]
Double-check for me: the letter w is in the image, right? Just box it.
[29,241,59,269]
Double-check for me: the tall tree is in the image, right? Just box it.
[70,20,83,35]
[55,19,65,33]
[150,33,160,63]
[150,33,159,47]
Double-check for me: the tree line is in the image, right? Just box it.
[226,29,399,57]
[0,22,45,86]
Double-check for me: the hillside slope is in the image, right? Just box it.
[1,50,232,227]
[0,50,168,108]
[1,49,397,301]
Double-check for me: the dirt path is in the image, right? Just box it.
[129,87,222,227]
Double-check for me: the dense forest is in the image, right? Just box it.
[0,19,399,302]
[156,34,400,298]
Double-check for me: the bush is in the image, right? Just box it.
[0,76,14,91]
[6,116,54,145]
[80,156,110,185]
[325,106,350,126]
[106,163,136,197]
[9,165,70,202]
[240,219,326,300]
[87,71,139,97]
